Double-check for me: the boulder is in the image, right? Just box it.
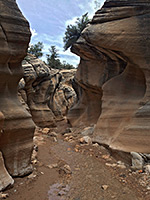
[131,152,144,170]
[68,0,150,153]
[0,0,35,176]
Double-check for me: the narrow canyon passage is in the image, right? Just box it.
[1,0,150,199]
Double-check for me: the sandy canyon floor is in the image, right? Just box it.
[2,120,150,200]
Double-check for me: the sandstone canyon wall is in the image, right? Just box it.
[0,0,35,184]
[19,54,76,128]
[68,0,150,153]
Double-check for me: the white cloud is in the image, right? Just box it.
[59,48,80,67]
[60,55,80,67]
[31,32,79,67]
[30,28,38,37]
[65,0,105,26]
[28,0,105,68]
[87,0,105,18]
[65,16,78,26]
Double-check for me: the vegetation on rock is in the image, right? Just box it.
[28,42,44,58]
[28,43,74,69]
[63,13,90,50]
[46,45,75,69]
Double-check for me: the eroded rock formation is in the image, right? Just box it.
[68,0,150,153]
[0,152,14,191]
[0,0,35,178]
[19,54,76,127]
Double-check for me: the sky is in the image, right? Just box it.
[16,0,105,67]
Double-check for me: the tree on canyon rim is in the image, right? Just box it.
[94,0,101,9]
[46,45,62,69]
[28,41,44,58]
[63,13,90,50]
[27,43,74,69]
[46,46,74,69]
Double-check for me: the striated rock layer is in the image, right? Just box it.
[19,54,76,127]
[20,54,57,127]
[68,0,150,153]
[0,0,35,176]
[0,152,14,191]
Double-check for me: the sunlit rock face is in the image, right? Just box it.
[54,69,77,116]
[19,54,77,127]
[0,0,35,176]
[20,54,57,127]
[68,0,150,153]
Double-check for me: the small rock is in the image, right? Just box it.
[48,131,57,137]
[31,150,38,161]
[81,127,94,136]
[119,174,126,178]
[27,173,37,179]
[131,152,144,170]
[102,155,110,160]
[93,143,99,147]
[144,164,150,174]
[42,128,50,134]
[138,169,143,173]
[147,186,150,190]
[47,164,58,169]
[59,164,72,174]
[101,185,109,190]
[53,137,58,142]
[79,136,92,145]
[74,148,79,152]
[65,128,72,133]
[64,133,71,137]
[118,165,126,169]
[106,163,117,167]
[64,136,69,141]
[117,161,126,169]
[0,193,9,199]
[32,159,37,164]
[111,195,116,199]
[58,190,66,196]
[33,145,38,152]
[61,128,72,135]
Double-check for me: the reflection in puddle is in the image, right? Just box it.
[48,183,70,200]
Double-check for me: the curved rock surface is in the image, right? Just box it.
[19,54,76,127]
[0,0,35,177]
[0,152,14,191]
[68,0,150,153]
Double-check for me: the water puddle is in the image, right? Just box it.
[48,183,70,200]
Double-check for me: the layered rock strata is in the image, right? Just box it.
[68,0,150,153]
[0,152,14,191]
[20,55,57,127]
[0,0,35,177]
[19,54,76,127]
